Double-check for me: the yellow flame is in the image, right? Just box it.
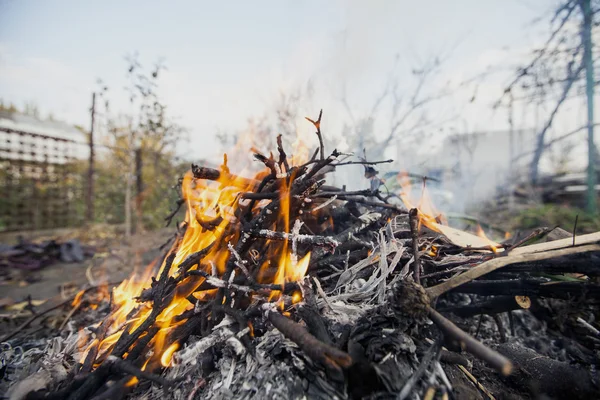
[161,342,179,367]
[292,291,303,304]
[476,225,499,253]
[71,289,85,307]
[396,172,446,232]
[82,142,314,371]
[126,377,139,387]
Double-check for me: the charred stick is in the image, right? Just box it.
[157,252,178,291]
[453,279,600,300]
[333,212,383,243]
[196,215,223,231]
[333,159,393,167]
[111,306,161,359]
[164,198,185,227]
[341,196,407,212]
[107,356,170,386]
[242,171,276,222]
[0,282,120,343]
[276,134,290,172]
[66,362,113,400]
[216,175,304,316]
[309,249,370,273]
[250,229,339,249]
[240,192,278,200]
[176,244,215,275]
[168,312,207,348]
[409,209,421,283]
[398,339,442,400]
[303,149,339,181]
[267,310,352,374]
[439,349,471,368]
[113,254,177,358]
[428,308,513,375]
[80,316,113,374]
[314,189,377,198]
[297,279,333,345]
[58,300,82,329]
[420,265,471,279]
[88,377,131,400]
[212,305,254,354]
[493,315,507,342]
[309,146,319,162]
[503,227,552,252]
[127,327,159,363]
[305,109,324,160]
[439,295,532,318]
[502,255,600,275]
[191,164,258,188]
[254,153,278,176]
[508,311,516,337]
[186,270,299,294]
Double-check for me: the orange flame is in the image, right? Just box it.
[71,289,86,307]
[84,140,314,370]
[160,342,179,367]
[476,225,499,253]
[397,172,446,232]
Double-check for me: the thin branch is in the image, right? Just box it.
[333,159,393,167]
[305,109,324,160]
[530,62,585,183]
[426,243,600,299]
[266,309,352,374]
[250,229,339,249]
[0,282,120,342]
[409,209,422,283]
[429,308,513,375]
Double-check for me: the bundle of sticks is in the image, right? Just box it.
[6,111,600,400]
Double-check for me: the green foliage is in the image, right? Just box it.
[0,100,18,113]
[91,55,187,231]
[508,204,600,234]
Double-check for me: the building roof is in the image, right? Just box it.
[0,111,84,141]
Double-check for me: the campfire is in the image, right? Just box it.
[3,110,600,399]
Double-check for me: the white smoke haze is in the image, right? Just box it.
[1,0,595,217]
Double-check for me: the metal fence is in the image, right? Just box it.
[0,124,186,233]
[0,128,89,232]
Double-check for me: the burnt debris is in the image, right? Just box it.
[2,111,600,400]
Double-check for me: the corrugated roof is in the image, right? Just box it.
[0,111,84,141]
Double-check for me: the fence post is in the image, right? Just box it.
[135,147,143,196]
[86,92,96,222]
[134,147,144,233]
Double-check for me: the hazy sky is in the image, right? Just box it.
[0,1,566,162]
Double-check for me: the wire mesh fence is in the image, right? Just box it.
[0,128,88,231]
[0,126,186,233]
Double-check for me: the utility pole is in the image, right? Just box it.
[508,92,515,210]
[125,125,134,238]
[582,0,597,214]
[87,92,96,221]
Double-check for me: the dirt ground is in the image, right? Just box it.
[0,226,173,304]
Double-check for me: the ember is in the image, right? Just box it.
[2,110,600,400]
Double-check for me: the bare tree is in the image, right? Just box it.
[497,0,600,187]
[339,54,458,162]
[95,55,186,234]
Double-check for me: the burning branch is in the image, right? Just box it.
[11,108,600,400]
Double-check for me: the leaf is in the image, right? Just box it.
[435,224,500,249]
[7,299,45,312]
